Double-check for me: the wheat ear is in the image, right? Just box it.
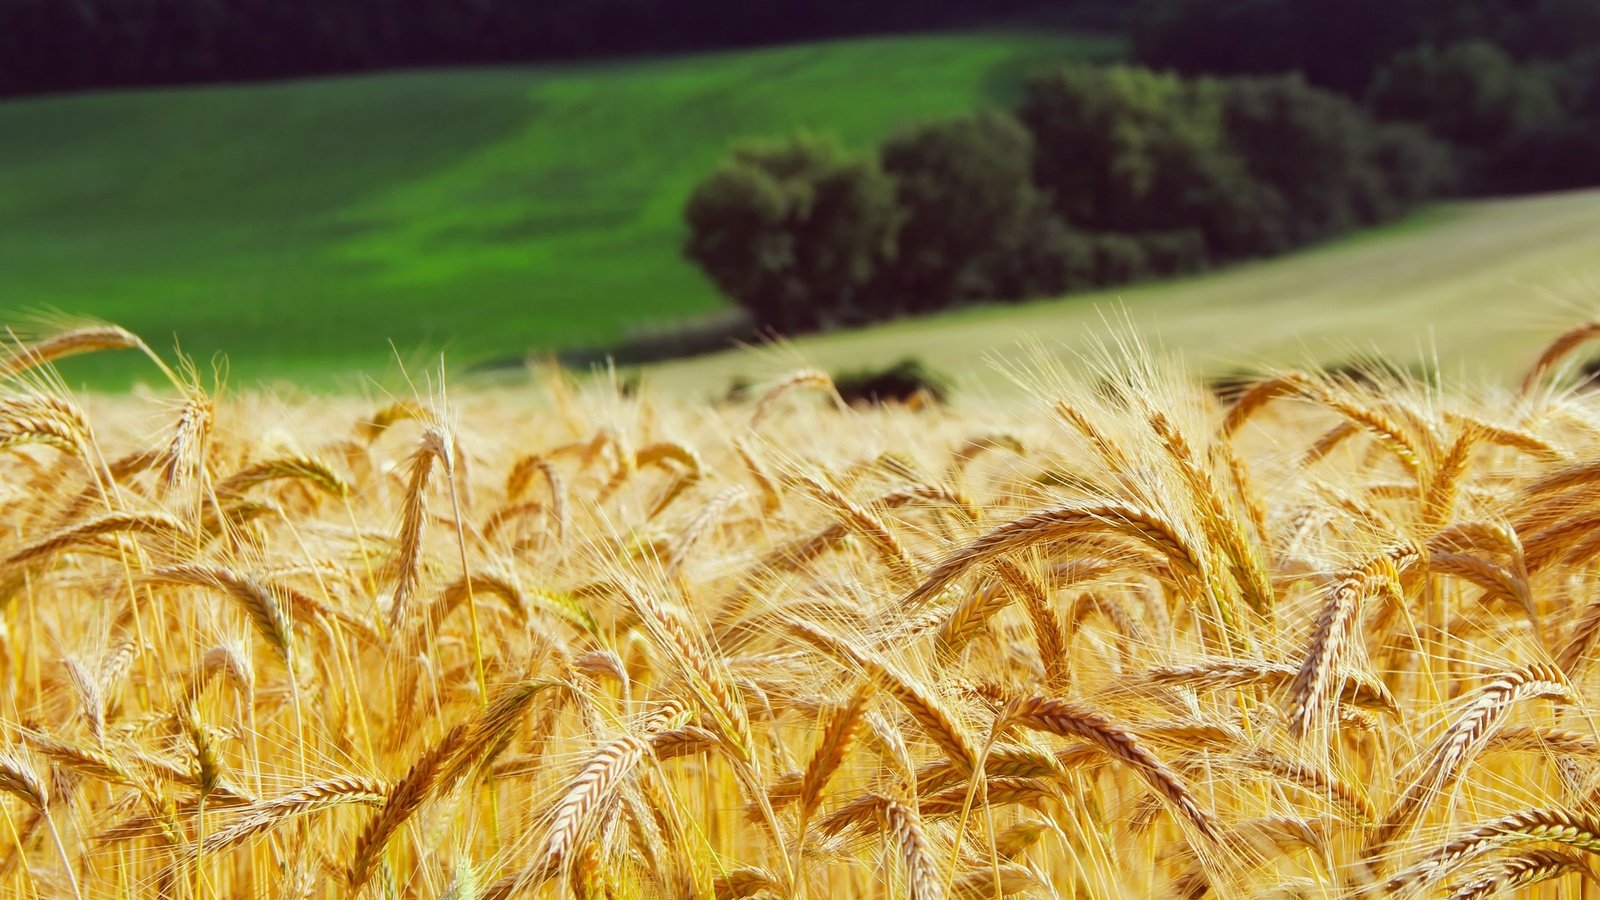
[999,694,1220,843]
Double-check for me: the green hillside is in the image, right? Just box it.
[644,188,1600,400]
[0,31,1119,386]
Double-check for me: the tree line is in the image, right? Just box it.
[683,0,1600,332]
[1134,0,1600,193]
[684,67,1453,333]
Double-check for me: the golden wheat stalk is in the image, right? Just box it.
[1285,543,1418,737]
[1149,410,1274,613]
[1371,663,1575,855]
[1446,847,1597,900]
[881,798,944,900]
[144,563,295,664]
[388,424,452,631]
[950,864,1038,899]
[899,501,1204,613]
[0,752,80,900]
[998,694,1220,842]
[708,866,772,900]
[1141,657,1398,715]
[1521,320,1600,395]
[345,723,467,890]
[21,731,134,784]
[1234,749,1375,822]
[750,369,837,427]
[540,735,651,874]
[0,394,98,467]
[789,618,979,773]
[0,325,151,381]
[992,558,1069,692]
[440,678,564,786]
[798,685,874,821]
[159,391,214,493]
[356,400,425,443]
[505,454,568,540]
[1053,401,1132,472]
[796,475,919,584]
[1391,806,1600,891]
[628,586,755,765]
[5,508,188,569]
[200,776,389,854]
[216,454,349,498]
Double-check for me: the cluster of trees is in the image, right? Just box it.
[685,66,1452,332]
[1133,0,1600,193]
[686,0,1600,333]
[0,0,1068,97]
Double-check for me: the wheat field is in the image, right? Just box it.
[5,323,1600,898]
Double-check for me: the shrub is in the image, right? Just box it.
[1205,370,1256,403]
[723,375,755,403]
[1320,355,1437,390]
[1131,0,1599,198]
[1181,166,1298,260]
[1577,355,1600,392]
[683,133,901,333]
[1209,357,1436,401]
[833,357,952,406]
[554,309,755,369]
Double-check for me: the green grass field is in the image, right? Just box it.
[644,187,1600,401]
[0,31,1118,387]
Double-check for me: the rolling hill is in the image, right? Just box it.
[0,31,1118,386]
[644,188,1600,401]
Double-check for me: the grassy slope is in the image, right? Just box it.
[0,31,1118,387]
[645,188,1600,401]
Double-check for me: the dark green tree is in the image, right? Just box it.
[1488,121,1600,192]
[1551,49,1600,120]
[1020,65,1452,263]
[1222,75,1442,244]
[1366,41,1568,191]
[683,62,1460,333]
[1365,41,1561,150]
[1018,66,1235,236]
[986,214,1098,299]
[682,134,900,333]
[1500,49,1600,189]
[875,110,1051,313]
[1364,122,1459,213]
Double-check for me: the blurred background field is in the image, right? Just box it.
[0,31,1117,385]
[2,1,1598,397]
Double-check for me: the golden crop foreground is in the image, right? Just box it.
[4,324,1600,898]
